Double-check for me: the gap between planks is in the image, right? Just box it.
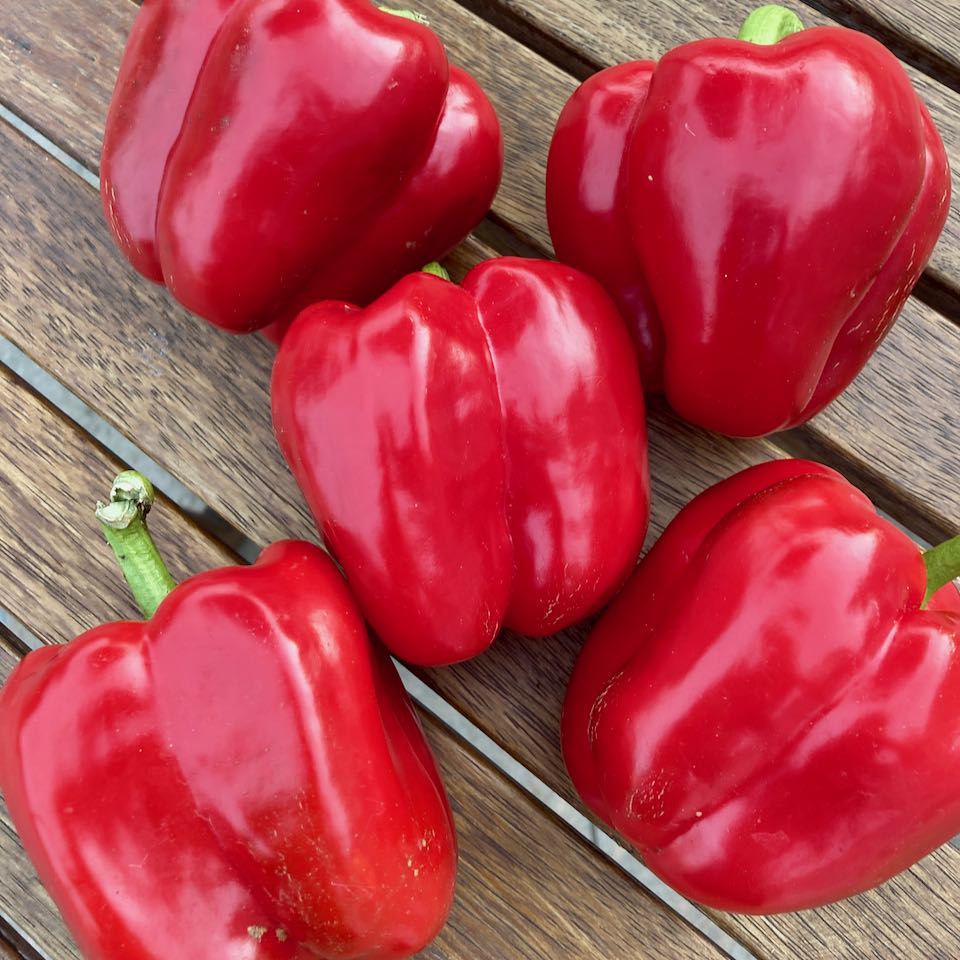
[455,0,960,99]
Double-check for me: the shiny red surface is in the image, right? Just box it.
[0,542,456,958]
[101,0,502,334]
[272,260,649,665]
[101,0,238,282]
[463,260,648,636]
[563,461,960,913]
[547,28,950,436]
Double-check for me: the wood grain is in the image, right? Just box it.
[809,0,960,81]
[0,106,779,866]
[0,937,21,960]
[0,363,236,641]
[2,2,960,958]
[802,295,960,542]
[0,384,722,960]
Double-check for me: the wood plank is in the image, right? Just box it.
[0,118,315,552]
[0,397,722,960]
[726,848,960,960]
[6,0,960,557]
[0,363,236,639]
[801,296,960,542]
[0,937,21,960]
[5,5,956,956]
[810,0,960,81]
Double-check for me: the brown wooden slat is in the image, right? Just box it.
[6,122,960,960]
[5,0,960,555]
[809,0,960,82]
[802,296,960,542]
[0,365,236,639]
[728,851,960,960]
[0,124,313,549]
[0,8,117,170]
[0,395,722,960]
[3,3,960,958]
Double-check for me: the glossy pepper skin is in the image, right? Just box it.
[0,540,457,958]
[563,460,960,913]
[546,17,950,434]
[101,0,502,334]
[272,258,649,666]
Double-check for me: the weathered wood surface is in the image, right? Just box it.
[810,0,960,80]
[0,378,723,960]
[0,370,236,640]
[0,0,959,958]
[0,937,21,960]
[801,296,960,543]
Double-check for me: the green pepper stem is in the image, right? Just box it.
[379,6,428,24]
[923,536,960,607]
[738,5,804,44]
[422,261,452,281]
[95,471,176,619]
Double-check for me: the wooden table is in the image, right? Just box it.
[1,1,959,957]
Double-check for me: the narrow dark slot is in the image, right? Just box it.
[0,611,43,657]
[0,917,47,960]
[799,0,960,97]
[450,0,600,80]
[474,213,548,260]
[914,270,960,327]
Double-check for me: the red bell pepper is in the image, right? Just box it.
[272,258,649,666]
[101,0,502,334]
[563,459,960,913]
[546,5,950,435]
[0,472,456,958]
